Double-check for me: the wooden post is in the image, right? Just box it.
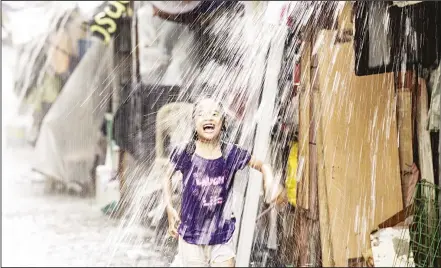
[313,40,336,266]
[308,34,323,266]
[396,72,415,207]
[416,77,436,263]
[436,70,441,268]
[416,78,435,185]
[293,37,311,267]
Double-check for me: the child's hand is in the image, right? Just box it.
[265,183,286,205]
[166,206,180,238]
[273,187,288,206]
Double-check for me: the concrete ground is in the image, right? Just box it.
[1,44,172,267]
[1,145,172,267]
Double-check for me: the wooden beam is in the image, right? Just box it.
[315,4,354,266]
[293,39,311,267]
[416,77,437,263]
[377,205,414,229]
[315,58,335,267]
[308,49,321,267]
[416,78,435,184]
[396,72,414,206]
[297,41,311,211]
[309,66,319,221]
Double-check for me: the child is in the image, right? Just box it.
[162,97,284,267]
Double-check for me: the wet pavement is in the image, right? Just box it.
[2,146,171,267]
[1,44,171,267]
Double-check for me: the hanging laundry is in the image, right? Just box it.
[152,1,237,24]
[355,1,441,75]
[286,142,298,206]
[428,62,440,132]
[21,8,86,145]
[137,1,238,86]
[392,1,423,8]
[137,3,197,87]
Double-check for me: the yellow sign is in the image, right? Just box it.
[90,1,132,45]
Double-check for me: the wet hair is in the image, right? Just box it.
[191,96,227,135]
[185,96,230,157]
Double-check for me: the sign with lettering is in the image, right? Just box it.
[89,1,132,45]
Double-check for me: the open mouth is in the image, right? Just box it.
[202,123,215,132]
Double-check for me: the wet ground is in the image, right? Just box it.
[1,44,171,267]
[1,146,171,267]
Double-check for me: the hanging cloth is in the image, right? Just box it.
[428,62,440,132]
[285,142,298,206]
[392,1,423,8]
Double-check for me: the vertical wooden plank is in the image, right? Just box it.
[437,63,441,266]
[417,78,435,184]
[309,69,318,221]
[396,83,414,206]
[316,4,353,265]
[308,52,321,266]
[316,64,335,267]
[416,78,436,263]
[297,41,311,210]
[316,28,403,266]
[294,40,311,267]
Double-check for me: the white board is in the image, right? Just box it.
[370,227,415,267]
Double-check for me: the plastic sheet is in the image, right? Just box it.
[32,37,113,186]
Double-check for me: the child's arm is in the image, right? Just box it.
[248,157,285,204]
[162,160,175,209]
[160,159,180,238]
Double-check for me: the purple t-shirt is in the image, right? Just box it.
[170,143,251,245]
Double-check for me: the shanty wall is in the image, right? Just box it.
[297,3,404,266]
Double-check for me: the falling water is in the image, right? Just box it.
[2,1,441,267]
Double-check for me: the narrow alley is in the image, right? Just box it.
[2,146,170,267]
[2,1,440,267]
[1,44,170,267]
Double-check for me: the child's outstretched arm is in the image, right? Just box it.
[248,157,285,204]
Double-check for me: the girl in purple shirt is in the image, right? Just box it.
[163,97,284,267]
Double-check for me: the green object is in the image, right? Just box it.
[396,181,441,267]
[25,73,63,112]
[101,201,118,215]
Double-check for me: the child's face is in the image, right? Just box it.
[194,99,223,142]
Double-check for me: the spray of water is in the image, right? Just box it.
[3,1,440,267]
